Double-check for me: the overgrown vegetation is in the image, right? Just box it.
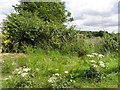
[1,48,118,88]
[1,1,119,88]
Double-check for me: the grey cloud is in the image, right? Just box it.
[104,22,118,26]
[71,1,118,27]
[73,14,85,20]
[83,19,118,27]
[72,10,112,22]
[82,10,112,17]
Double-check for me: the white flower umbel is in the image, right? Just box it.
[64,71,68,74]
[55,73,60,76]
[86,54,94,58]
[93,64,98,68]
[17,71,22,74]
[23,68,31,72]
[92,53,98,56]
[21,73,28,77]
[15,68,19,72]
[100,63,105,67]
[48,76,57,83]
[98,54,104,58]
[4,78,9,80]
[90,60,96,63]
[99,61,104,64]
[99,61,105,67]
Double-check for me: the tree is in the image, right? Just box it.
[2,1,73,52]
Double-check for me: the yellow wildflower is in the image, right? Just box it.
[4,40,10,44]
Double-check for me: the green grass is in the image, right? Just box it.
[1,48,118,88]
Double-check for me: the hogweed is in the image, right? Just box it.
[85,53,106,81]
[21,73,28,77]
[64,71,69,74]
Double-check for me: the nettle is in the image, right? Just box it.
[85,53,106,81]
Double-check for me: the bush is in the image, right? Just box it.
[61,30,91,57]
[96,34,119,53]
[2,2,73,53]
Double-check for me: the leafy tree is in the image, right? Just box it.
[2,1,73,52]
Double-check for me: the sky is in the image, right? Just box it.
[0,0,119,33]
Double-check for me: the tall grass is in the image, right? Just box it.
[2,47,118,88]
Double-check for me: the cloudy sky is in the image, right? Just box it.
[0,0,119,33]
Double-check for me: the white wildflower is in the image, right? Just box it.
[92,53,98,56]
[16,67,22,71]
[21,73,28,77]
[48,76,57,83]
[2,60,4,63]
[93,64,98,68]
[99,61,105,67]
[48,79,53,83]
[15,68,20,71]
[70,79,72,82]
[98,54,104,58]
[86,54,94,58]
[14,68,22,74]
[65,71,68,74]
[100,63,105,67]
[23,68,31,72]
[4,78,9,80]
[55,73,59,76]
[18,71,22,74]
[90,60,96,63]
[99,61,104,64]
[8,75,12,79]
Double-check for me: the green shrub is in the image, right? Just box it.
[2,2,73,53]
[97,34,119,53]
[61,37,92,56]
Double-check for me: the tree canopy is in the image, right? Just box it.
[2,1,74,52]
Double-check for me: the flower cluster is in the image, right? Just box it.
[86,53,105,69]
[48,73,60,83]
[47,70,73,88]
[85,53,106,80]
[87,53,104,58]
[12,66,31,77]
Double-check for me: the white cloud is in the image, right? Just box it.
[0,0,19,24]
[65,0,119,33]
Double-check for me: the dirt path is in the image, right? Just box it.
[0,53,27,62]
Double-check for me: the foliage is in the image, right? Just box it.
[2,1,119,56]
[47,71,76,88]
[85,53,106,82]
[2,1,73,53]
[96,33,119,53]
[1,0,119,88]
[2,48,118,88]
